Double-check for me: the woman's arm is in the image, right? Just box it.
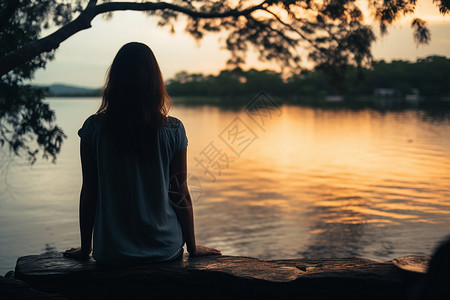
[64,139,98,259]
[169,149,221,256]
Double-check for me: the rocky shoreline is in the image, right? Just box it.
[0,252,433,300]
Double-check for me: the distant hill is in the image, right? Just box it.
[37,84,102,97]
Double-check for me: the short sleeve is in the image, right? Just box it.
[78,115,96,144]
[178,120,188,152]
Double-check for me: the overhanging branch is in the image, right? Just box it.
[95,1,265,19]
[0,0,268,77]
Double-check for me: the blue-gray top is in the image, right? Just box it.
[78,115,188,264]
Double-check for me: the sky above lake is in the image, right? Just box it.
[31,1,450,88]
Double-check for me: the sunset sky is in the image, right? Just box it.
[31,1,450,88]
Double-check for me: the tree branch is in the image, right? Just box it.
[0,1,268,77]
[95,1,265,18]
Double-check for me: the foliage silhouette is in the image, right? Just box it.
[166,56,450,98]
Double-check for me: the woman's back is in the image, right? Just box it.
[78,114,188,264]
[64,42,220,262]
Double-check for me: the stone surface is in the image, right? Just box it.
[392,256,430,274]
[13,252,430,300]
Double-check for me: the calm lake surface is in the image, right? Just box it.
[1,97,450,274]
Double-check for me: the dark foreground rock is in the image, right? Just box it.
[10,253,430,300]
[0,274,67,299]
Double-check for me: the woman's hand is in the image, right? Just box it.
[63,247,91,259]
[190,245,222,257]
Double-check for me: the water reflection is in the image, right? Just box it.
[186,103,450,262]
[0,98,449,275]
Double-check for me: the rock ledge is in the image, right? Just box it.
[10,253,429,299]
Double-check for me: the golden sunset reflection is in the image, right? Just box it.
[177,104,450,259]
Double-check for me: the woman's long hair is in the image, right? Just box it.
[97,42,171,157]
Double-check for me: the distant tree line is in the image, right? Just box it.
[166,56,450,99]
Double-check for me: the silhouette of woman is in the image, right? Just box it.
[64,42,221,264]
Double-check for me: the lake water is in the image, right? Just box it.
[1,97,450,275]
